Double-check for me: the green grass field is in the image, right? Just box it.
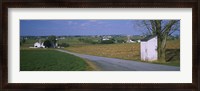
[65,40,180,67]
[20,49,91,71]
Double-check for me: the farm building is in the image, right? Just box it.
[34,42,45,48]
[127,39,136,43]
[137,40,141,43]
[126,35,136,43]
[102,36,112,40]
[140,35,158,61]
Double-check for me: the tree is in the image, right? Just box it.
[20,38,26,46]
[142,20,179,62]
[43,40,51,48]
[100,39,115,44]
[47,35,57,48]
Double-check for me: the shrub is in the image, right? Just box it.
[60,43,70,47]
[100,40,115,44]
[116,39,126,43]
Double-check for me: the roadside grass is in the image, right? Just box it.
[20,49,92,71]
[64,40,180,67]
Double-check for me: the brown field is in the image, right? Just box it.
[66,43,140,60]
[64,39,180,66]
[166,39,180,49]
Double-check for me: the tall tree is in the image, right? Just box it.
[43,40,51,48]
[142,20,179,62]
[20,38,26,46]
[47,35,57,48]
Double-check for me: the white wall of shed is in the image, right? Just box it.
[141,42,147,61]
[146,37,158,61]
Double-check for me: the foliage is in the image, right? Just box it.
[48,35,57,44]
[43,40,51,48]
[20,49,89,71]
[100,39,115,44]
[115,39,126,43]
[100,40,114,44]
[20,38,26,46]
[42,35,57,48]
[47,35,57,48]
[59,43,70,47]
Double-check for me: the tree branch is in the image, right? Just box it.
[150,20,157,35]
[162,20,178,35]
[143,20,153,35]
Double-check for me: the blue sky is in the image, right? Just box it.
[20,20,180,36]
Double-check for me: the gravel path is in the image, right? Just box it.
[56,49,180,71]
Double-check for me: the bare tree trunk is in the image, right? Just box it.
[157,34,167,62]
[153,20,165,62]
[157,36,162,61]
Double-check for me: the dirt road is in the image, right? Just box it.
[56,49,180,71]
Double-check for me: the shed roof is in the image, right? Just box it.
[141,35,157,41]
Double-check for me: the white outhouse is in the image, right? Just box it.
[140,35,158,61]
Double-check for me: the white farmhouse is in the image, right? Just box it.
[34,42,45,48]
[140,35,158,61]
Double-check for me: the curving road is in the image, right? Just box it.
[56,49,180,71]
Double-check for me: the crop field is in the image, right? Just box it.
[65,39,180,66]
[20,49,91,71]
[66,43,140,60]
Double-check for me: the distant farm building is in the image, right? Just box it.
[126,35,136,43]
[127,40,136,43]
[140,35,158,61]
[33,42,45,48]
[137,40,141,43]
[102,36,112,40]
